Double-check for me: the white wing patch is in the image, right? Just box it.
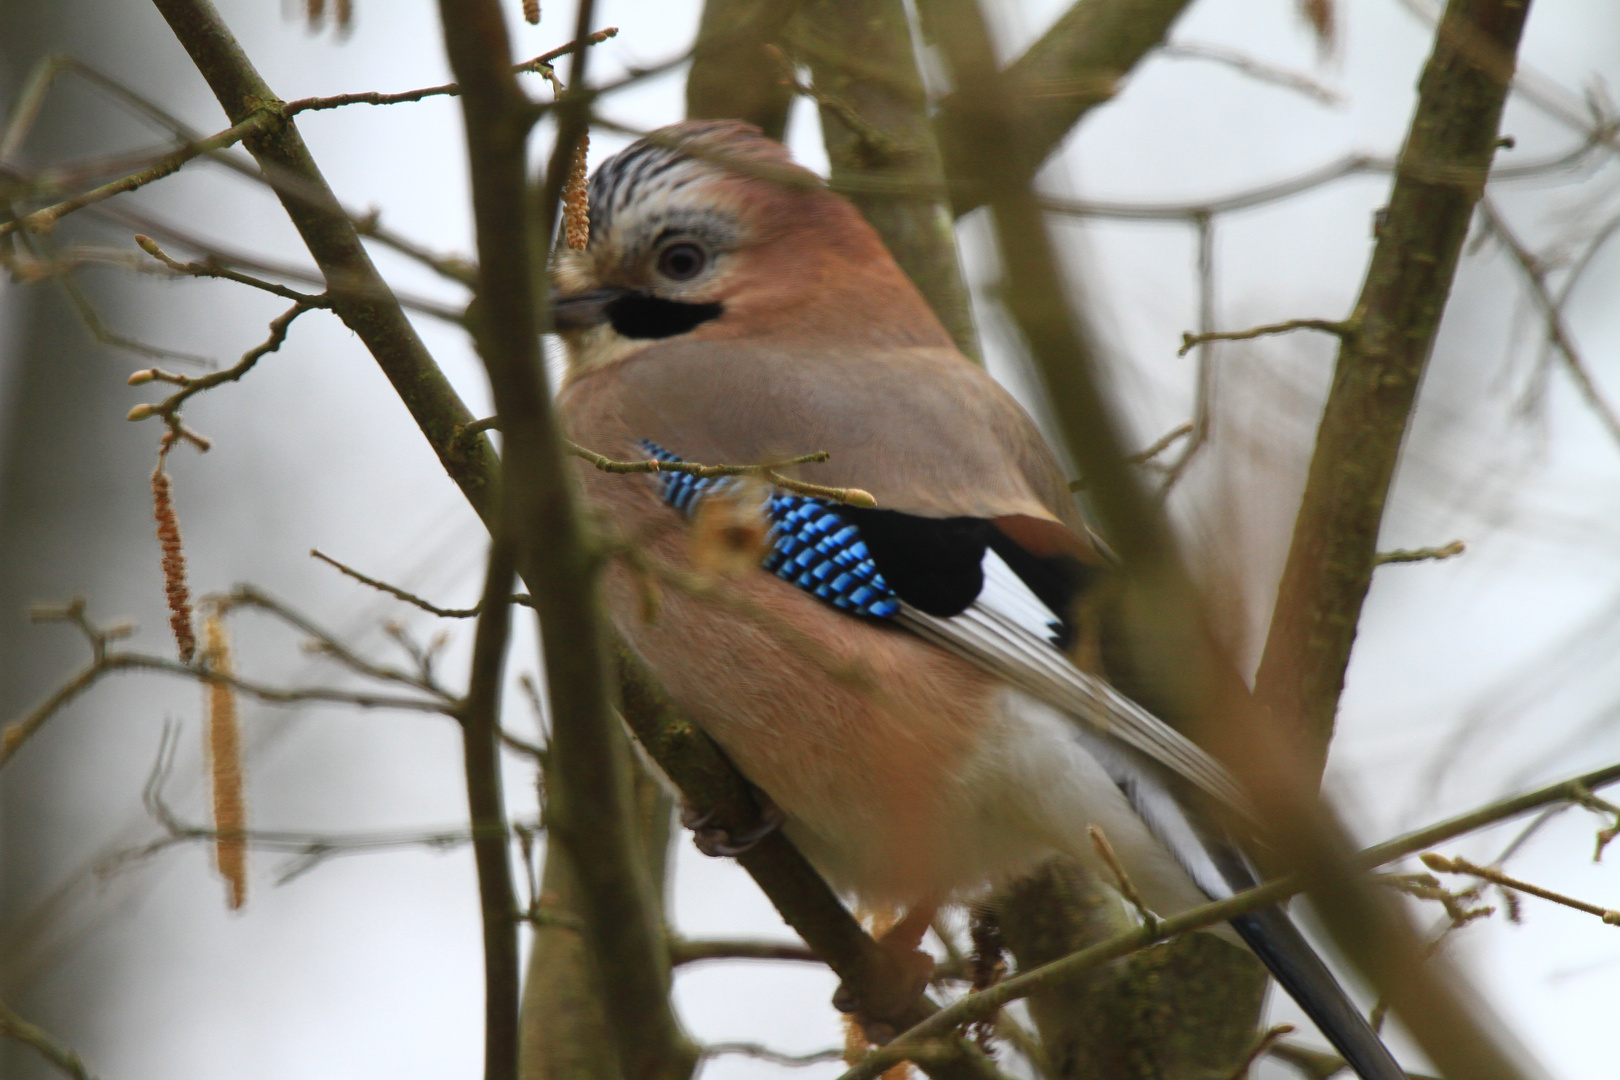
[978,548,1065,646]
[897,549,1257,822]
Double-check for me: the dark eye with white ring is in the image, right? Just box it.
[657,242,707,282]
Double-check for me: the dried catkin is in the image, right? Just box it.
[563,132,590,251]
[152,456,196,663]
[334,0,352,29]
[523,0,540,25]
[306,0,325,26]
[205,611,248,911]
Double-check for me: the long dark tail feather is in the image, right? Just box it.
[1230,906,1407,1080]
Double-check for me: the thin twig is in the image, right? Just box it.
[0,997,96,1080]
[1374,540,1466,566]
[215,584,452,698]
[1477,196,1620,450]
[105,725,537,885]
[669,937,821,966]
[1178,318,1355,356]
[1223,1024,1297,1080]
[126,301,322,447]
[1162,40,1343,106]
[281,29,620,115]
[836,750,1620,1080]
[1088,825,1157,930]
[351,208,477,287]
[458,531,523,1080]
[702,1042,846,1068]
[566,439,877,507]
[1,111,277,235]
[134,234,327,306]
[1422,853,1620,925]
[1160,210,1218,491]
[1125,423,1194,466]
[763,44,903,163]
[93,203,468,324]
[9,230,218,366]
[309,548,535,618]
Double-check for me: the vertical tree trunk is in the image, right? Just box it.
[791,0,978,354]
[519,760,672,1080]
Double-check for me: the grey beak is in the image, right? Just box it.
[551,287,627,331]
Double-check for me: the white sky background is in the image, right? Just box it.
[2,0,1619,1078]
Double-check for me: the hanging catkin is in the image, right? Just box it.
[563,132,591,251]
[204,610,248,910]
[152,448,196,663]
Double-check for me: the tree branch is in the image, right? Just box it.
[1253,0,1532,772]
[0,111,276,235]
[0,997,95,1080]
[933,0,1197,217]
[844,752,1620,1079]
[685,0,803,141]
[433,2,696,1078]
[149,0,501,516]
[281,29,620,116]
[793,0,979,354]
[458,535,522,1080]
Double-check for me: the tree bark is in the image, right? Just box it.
[685,0,803,141]
[792,0,978,353]
[1254,0,1535,776]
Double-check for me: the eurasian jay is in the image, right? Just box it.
[551,120,1403,1080]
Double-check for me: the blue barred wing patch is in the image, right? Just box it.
[637,440,900,619]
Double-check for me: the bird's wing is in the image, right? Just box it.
[633,438,1254,821]
[562,341,1246,814]
[899,587,1256,820]
[562,339,1096,536]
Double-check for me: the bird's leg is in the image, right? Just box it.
[832,898,941,1045]
[679,785,785,857]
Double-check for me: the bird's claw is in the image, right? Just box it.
[831,939,936,1045]
[680,794,785,857]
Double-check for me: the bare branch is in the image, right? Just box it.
[0,997,96,1080]
[841,749,1620,1080]
[458,535,523,1080]
[433,3,698,1078]
[309,548,535,618]
[925,1,1539,1076]
[566,439,878,507]
[702,1042,845,1068]
[126,300,322,447]
[1374,540,1466,566]
[1477,196,1620,451]
[1422,853,1620,926]
[668,937,822,966]
[1161,41,1343,106]
[151,0,501,512]
[935,0,1197,217]
[280,29,621,116]
[133,234,326,306]
[1178,318,1356,357]
[1,111,277,236]
[1122,421,1193,466]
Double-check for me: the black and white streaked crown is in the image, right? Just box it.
[637,440,901,620]
[586,137,706,244]
[585,121,805,248]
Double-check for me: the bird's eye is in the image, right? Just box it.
[657,242,707,282]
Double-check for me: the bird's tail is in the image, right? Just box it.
[1229,905,1407,1080]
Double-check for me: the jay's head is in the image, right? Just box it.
[552,120,950,373]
